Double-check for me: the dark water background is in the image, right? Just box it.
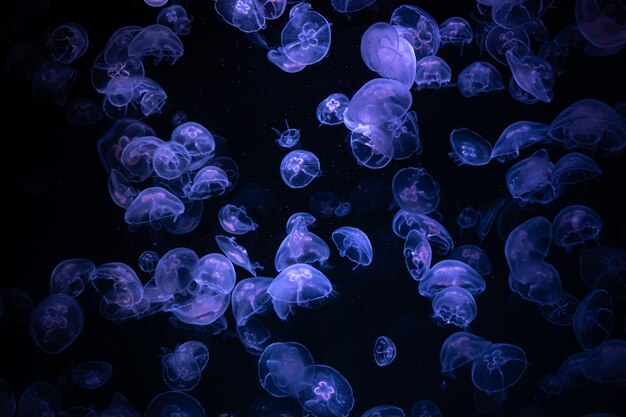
[2,0,625,416]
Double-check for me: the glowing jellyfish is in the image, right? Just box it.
[297,365,354,417]
[145,0,169,6]
[152,142,191,180]
[215,0,266,33]
[162,347,203,391]
[258,341,315,397]
[575,0,626,49]
[268,263,332,305]
[457,61,504,97]
[505,216,552,271]
[275,217,330,272]
[124,187,185,228]
[188,166,231,200]
[392,210,454,255]
[471,343,527,393]
[509,77,539,104]
[509,260,563,305]
[138,250,160,273]
[506,149,557,205]
[390,5,440,59]
[331,226,373,269]
[281,6,331,65]
[193,253,236,294]
[491,121,550,162]
[418,260,486,299]
[579,246,626,299]
[128,24,184,64]
[286,212,316,233]
[402,229,431,282]
[45,23,89,64]
[157,5,192,36]
[273,120,300,148]
[215,235,263,276]
[171,122,216,170]
[411,400,442,417]
[540,292,580,326]
[231,277,272,325]
[439,17,473,47]
[144,391,205,417]
[505,49,555,103]
[120,136,164,182]
[218,204,258,235]
[450,245,492,276]
[552,152,602,194]
[440,331,492,375]
[331,0,376,13]
[335,202,352,217]
[492,0,544,29]
[457,207,479,232]
[374,336,397,367]
[317,93,350,126]
[414,56,452,90]
[91,262,144,307]
[363,405,405,417]
[573,289,614,350]
[29,294,84,354]
[49,259,95,297]
[552,205,602,248]
[449,128,492,166]
[267,47,307,73]
[432,286,477,328]
[392,167,440,214]
[485,26,530,65]
[280,150,321,189]
[71,361,113,390]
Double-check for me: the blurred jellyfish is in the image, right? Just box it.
[219,204,258,235]
[508,260,563,305]
[144,391,205,417]
[216,235,263,276]
[432,286,477,328]
[71,361,113,390]
[258,341,315,397]
[579,246,626,299]
[124,187,185,228]
[552,205,602,248]
[418,260,486,299]
[575,0,626,49]
[334,202,352,217]
[45,23,89,64]
[582,339,626,384]
[280,150,321,189]
[363,405,405,417]
[540,292,580,326]
[404,229,432,281]
[273,120,300,148]
[440,17,473,48]
[231,277,272,325]
[128,24,184,64]
[450,245,492,276]
[331,227,373,269]
[552,152,602,194]
[317,93,350,126]
[281,5,331,65]
[275,216,330,271]
[310,192,340,218]
[410,400,442,417]
[492,0,544,29]
[506,149,557,205]
[440,331,492,375]
[505,216,552,271]
[373,336,397,367]
[449,128,492,166]
[297,365,354,417]
[392,210,454,255]
[506,49,555,103]
[171,111,188,127]
[472,343,527,393]
[573,289,614,350]
[457,61,504,97]
[390,5,440,59]
[457,207,479,232]
[32,60,76,105]
[267,47,307,73]
[17,381,60,417]
[50,259,95,297]
[331,0,376,13]
[29,294,84,354]
[414,56,452,90]
[66,98,102,125]
[138,250,160,273]
[392,167,440,214]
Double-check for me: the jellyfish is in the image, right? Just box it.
[152,142,191,180]
[281,6,331,65]
[485,26,530,64]
[273,120,300,148]
[280,150,321,189]
[162,348,203,391]
[91,263,144,307]
[457,207,479,232]
[216,235,263,276]
[506,149,557,205]
[334,202,352,217]
[573,289,614,350]
[552,205,602,248]
[540,292,580,326]
[29,294,84,354]
[579,246,626,299]
[362,110,421,160]
[440,331,492,375]
[392,210,454,255]
[258,341,315,397]
[410,401,442,417]
[267,47,307,73]
[171,122,216,171]
[552,152,602,194]
[128,24,184,64]
[414,56,452,90]
[450,245,492,276]
[193,253,236,294]
[360,22,417,87]
[505,49,555,103]
[144,391,205,417]
[310,192,340,218]
[457,61,505,97]
[449,128,492,166]
[215,0,266,33]
[285,212,316,233]
[45,23,89,64]
[297,365,354,417]
[440,17,473,47]
[317,93,350,126]
[392,167,440,214]
[350,128,392,169]
[492,0,544,29]
[218,204,258,235]
[187,166,231,200]
[66,98,102,125]
[390,5,440,59]
[471,343,527,393]
[505,216,552,272]
[275,217,330,272]
[404,229,432,282]
[331,227,373,269]
[418,260,486,299]
[582,339,626,384]
[373,336,397,367]
[71,361,113,390]
[145,0,169,6]
[120,136,164,182]
[124,187,185,228]
[509,77,539,104]
[16,381,60,417]
[103,76,168,119]
[575,0,626,49]
[231,277,272,325]
[171,111,188,127]
[268,264,331,306]
[31,60,76,105]
[363,406,405,417]
[491,121,550,162]
[49,259,95,297]
[237,316,272,355]
[508,260,563,305]
[157,5,192,36]
[331,0,376,13]
[138,250,160,273]
[432,286,477,328]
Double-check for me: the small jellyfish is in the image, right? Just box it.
[218,204,258,235]
[485,26,530,65]
[457,207,479,232]
[285,212,316,233]
[145,0,169,6]
[508,260,563,305]
[297,365,354,417]
[128,24,184,64]
[440,331,492,375]
[152,142,191,180]
[157,5,192,36]
[418,260,486,299]
[269,263,332,305]
[144,391,205,417]
[449,128,492,166]
[193,253,236,294]
[214,0,266,33]
[491,121,550,162]
[162,348,202,391]
[188,166,231,200]
[404,229,432,281]
[171,111,188,127]
[281,6,331,65]
[273,119,300,148]
[471,343,527,393]
[573,289,614,351]
[66,98,102,125]
[410,400,442,417]
[540,292,580,326]
[29,294,84,354]
[331,226,373,269]
[505,49,555,103]
[170,121,216,171]
[138,250,160,273]
[215,235,263,276]
[310,192,340,218]
[579,246,626,299]
[124,187,185,228]
[45,23,89,64]
[363,406,405,417]
[552,205,602,248]
[450,245,492,276]
[49,259,95,297]
[414,56,452,90]
[231,277,272,325]
[334,202,352,217]
[457,61,504,97]
[439,17,473,47]
[374,336,397,367]
[317,93,350,126]
[258,341,315,397]
[432,286,477,328]
[390,5,440,59]
[280,150,321,189]
[275,217,330,271]
[506,149,557,205]
[392,167,440,214]
[71,361,113,389]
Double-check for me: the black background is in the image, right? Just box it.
[1,0,625,416]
